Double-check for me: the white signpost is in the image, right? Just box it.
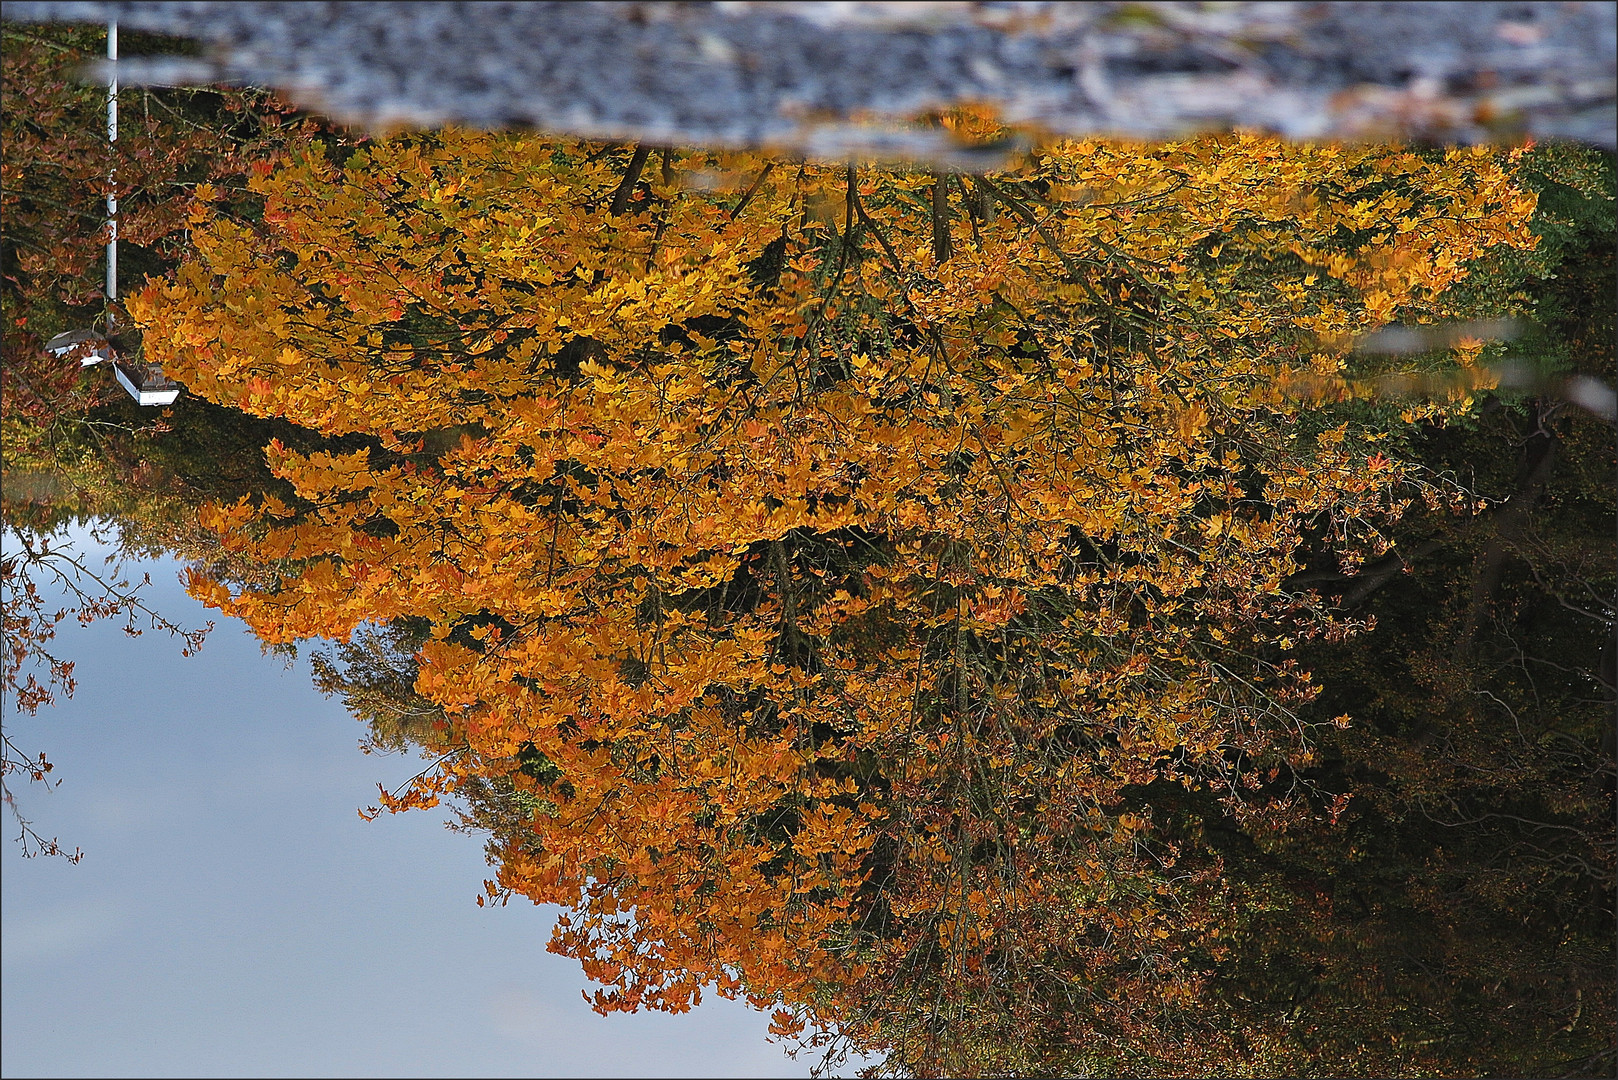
[99,19,180,407]
[106,19,116,328]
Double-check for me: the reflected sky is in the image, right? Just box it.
[1,529,815,1078]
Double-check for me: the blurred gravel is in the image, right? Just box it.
[5,1,1614,156]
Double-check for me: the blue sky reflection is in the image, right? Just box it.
[1,530,812,1078]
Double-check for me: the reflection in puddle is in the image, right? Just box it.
[3,15,1614,1079]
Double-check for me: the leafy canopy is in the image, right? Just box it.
[131,127,1543,1074]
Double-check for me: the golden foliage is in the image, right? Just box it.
[132,129,1538,1067]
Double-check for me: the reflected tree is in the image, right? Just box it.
[126,123,1614,1075]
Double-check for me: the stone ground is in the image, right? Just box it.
[5,1,1615,160]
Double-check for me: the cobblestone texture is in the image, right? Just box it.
[6,1,1614,157]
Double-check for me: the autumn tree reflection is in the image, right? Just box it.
[124,125,1613,1076]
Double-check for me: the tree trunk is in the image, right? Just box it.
[608,144,651,217]
[930,172,952,264]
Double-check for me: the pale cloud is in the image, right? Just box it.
[484,984,812,1077]
[2,896,127,964]
[487,985,563,1049]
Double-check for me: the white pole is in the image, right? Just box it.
[106,21,117,331]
